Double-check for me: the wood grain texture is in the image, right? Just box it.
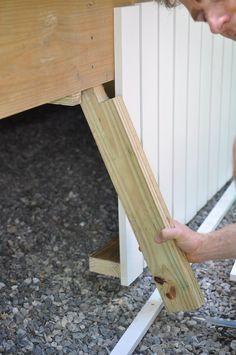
[0,0,139,119]
[81,86,204,312]
[89,238,120,278]
[50,93,81,106]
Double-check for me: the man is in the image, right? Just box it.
[155,0,236,261]
[161,0,236,41]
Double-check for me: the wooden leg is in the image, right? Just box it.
[81,85,204,312]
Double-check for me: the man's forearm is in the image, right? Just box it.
[194,224,236,262]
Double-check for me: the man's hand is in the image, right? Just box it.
[155,221,204,263]
[156,221,236,263]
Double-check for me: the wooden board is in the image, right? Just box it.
[81,85,204,312]
[89,238,120,278]
[50,93,81,106]
[0,0,143,119]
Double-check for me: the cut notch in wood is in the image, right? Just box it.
[81,85,204,312]
[50,93,81,106]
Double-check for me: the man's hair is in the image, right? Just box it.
[157,0,179,8]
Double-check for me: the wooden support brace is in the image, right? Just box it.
[81,85,204,312]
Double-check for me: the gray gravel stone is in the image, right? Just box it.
[0,106,235,355]
[231,340,236,351]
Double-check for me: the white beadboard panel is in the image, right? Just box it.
[172,6,189,222]
[140,2,159,178]
[218,38,233,188]
[114,3,236,284]
[197,24,213,211]
[114,6,144,286]
[229,44,236,169]
[207,35,223,200]
[185,21,202,222]
[158,4,175,215]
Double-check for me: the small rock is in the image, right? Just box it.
[12,307,19,314]
[0,282,6,290]
[24,278,32,285]
[61,316,68,328]
[33,277,40,284]
[230,340,236,351]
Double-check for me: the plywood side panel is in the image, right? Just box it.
[0,0,137,119]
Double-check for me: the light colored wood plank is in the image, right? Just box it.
[81,85,204,312]
[89,238,120,278]
[50,93,81,106]
[110,289,163,355]
[0,0,140,119]
[115,5,144,286]
[111,183,236,354]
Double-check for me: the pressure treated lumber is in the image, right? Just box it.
[89,238,120,278]
[50,93,81,106]
[81,86,204,312]
[0,0,143,119]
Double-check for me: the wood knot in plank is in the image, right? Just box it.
[166,285,176,300]
[154,276,166,285]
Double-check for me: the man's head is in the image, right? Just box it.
[161,0,236,41]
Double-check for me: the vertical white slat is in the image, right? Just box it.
[207,35,223,199]
[140,2,158,269]
[218,38,233,187]
[185,20,202,222]
[140,2,158,179]
[197,24,213,210]
[172,5,189,223]
[158,5,175,215]
[114,6,144,286]
[229,43,236,175]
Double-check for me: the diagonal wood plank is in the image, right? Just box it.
[81,85,204,312]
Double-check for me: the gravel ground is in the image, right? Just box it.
[0,104,235,355]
